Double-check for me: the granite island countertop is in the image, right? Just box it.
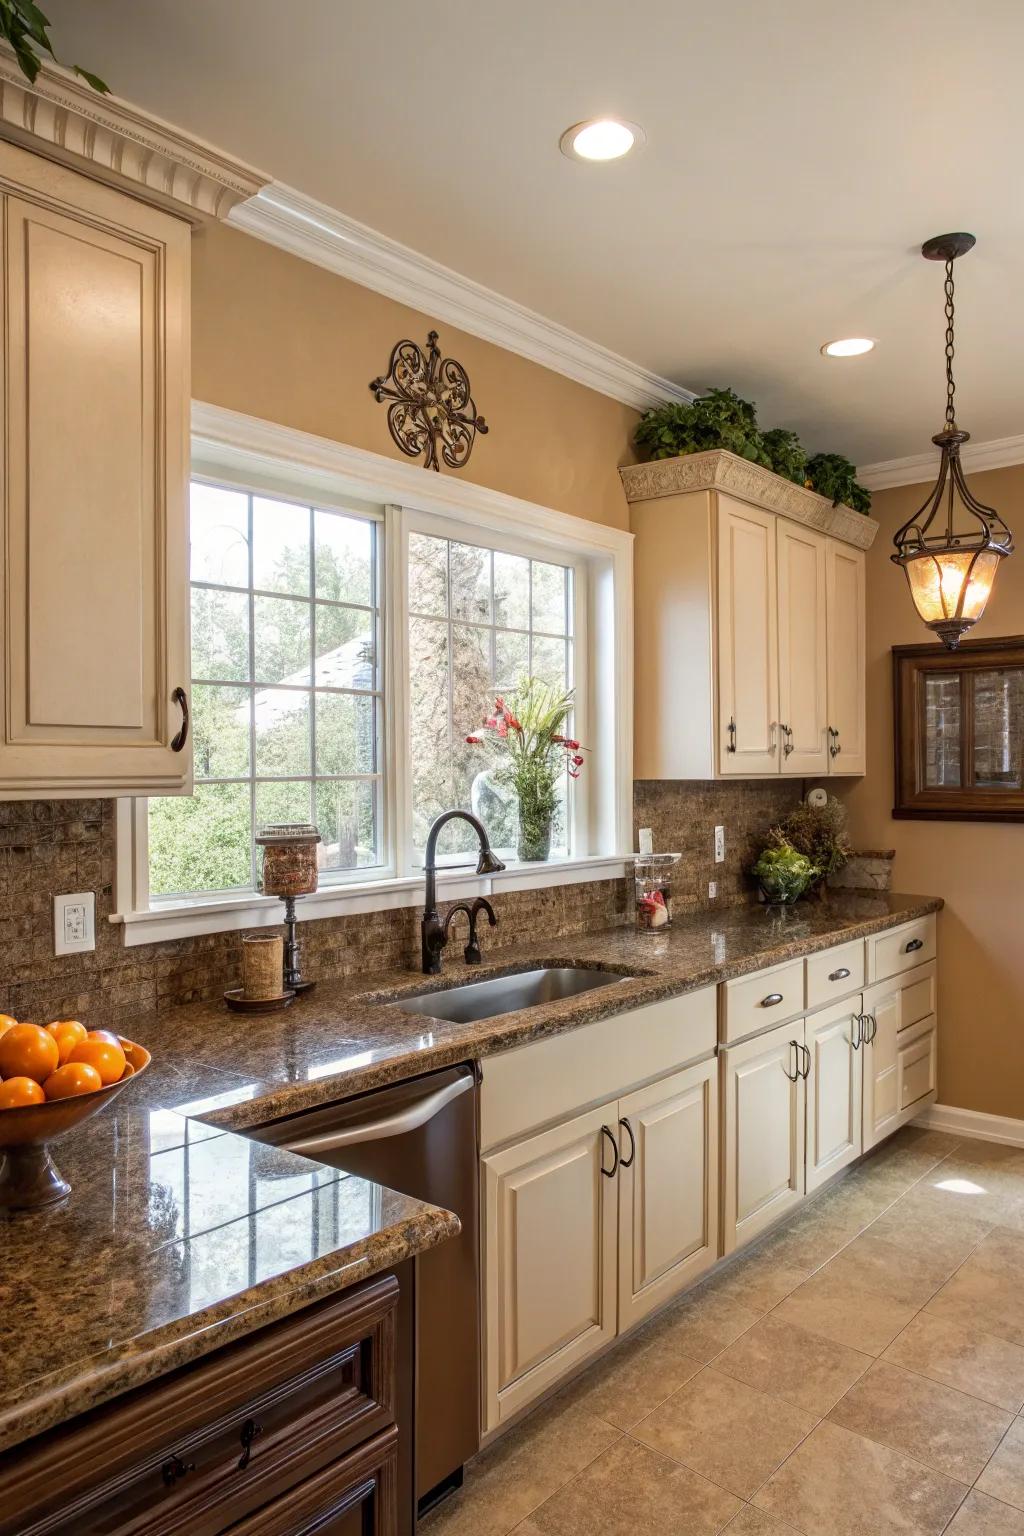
[0,889,940,1456]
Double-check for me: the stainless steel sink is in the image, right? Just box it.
[389,966,628,1024]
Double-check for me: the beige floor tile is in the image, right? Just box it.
[631,1366,815,1499]
[978,1421,1024,1512]
[421,1394,620,1536]
[656,1284,761,1364]
[555,1316,703,1430]
[755,1209,857,1271]
[970,1227,1024,1276]
[884,1312,1024,1412]
[828,1359,1012,1484]
[713,1313,871,1416]
[723,1506,802,1533]
[811,1175,901,1227]
[709,1247,812,1314]
[754,1419,967,1535]
[926,1252,1024,1349]
[909,1165,1024,1226]
[946,1490,1024,1534]
[522,1435,742,1535]
[772,1267,918,1356]
[868,1192,994,1269]
[821,1228,958,1309]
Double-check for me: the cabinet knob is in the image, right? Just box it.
[171,687,189,752]
[161,1454,196,1488]
[760,992,784,1007]
[829,967,851,982]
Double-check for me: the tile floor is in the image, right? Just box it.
[423,1126,1024,1536]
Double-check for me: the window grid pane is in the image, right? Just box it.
[149,483,384,899]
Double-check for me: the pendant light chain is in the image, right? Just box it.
[944,257,957,428]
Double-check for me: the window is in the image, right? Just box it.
[149,482,383,896]
[894,636,1024,820]
[407,530,576,857]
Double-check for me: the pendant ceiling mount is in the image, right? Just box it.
[891,231,1013,650]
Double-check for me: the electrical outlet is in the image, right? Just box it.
[708,880,718,899]
[714,825,726,863]
[54,891,95,956]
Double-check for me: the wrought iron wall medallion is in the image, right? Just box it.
[369,330,488,471]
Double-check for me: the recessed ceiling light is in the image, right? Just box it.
[560,118,645,162]
[821,337,876,358]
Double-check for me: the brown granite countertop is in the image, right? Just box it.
[0,889,940,1455]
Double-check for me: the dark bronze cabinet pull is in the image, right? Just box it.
[781,723,794,757]
[170,686,189,752]
[726,716,737,753]
[904,937,924,953]
[761,992,784,1008]
[600,1124,619,1178]
[161,1453,196,1488]
[237,1417,264,1470]
[782,1042,800,1082]
[618,1117,636,1169]
[799,1043,811,1080]
[851,1014,862,1049]
[829,967,851,982]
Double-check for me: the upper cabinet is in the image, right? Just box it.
[0,140,192,797]
[625,451,875,780]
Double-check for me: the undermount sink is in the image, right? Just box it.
[389,966,628,1025]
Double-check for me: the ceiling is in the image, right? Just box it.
[45,0,1024,464]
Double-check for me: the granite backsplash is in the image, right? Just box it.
[0,781,796,1024]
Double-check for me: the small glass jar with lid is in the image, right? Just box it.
[256,823,322,898]
[633,853,681,931]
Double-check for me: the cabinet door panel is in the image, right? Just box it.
[897,1016,937,1114]
[805,998,863,1192]
[777,522,828,774]
[826,539,866,775]
[717,496,779,774]
[618,1059,718,1329]
[722,1021,805,1254]
[483,1103,617,1430]
[862,978,901,1150]
[0,144,190,795]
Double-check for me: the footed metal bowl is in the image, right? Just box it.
[0,1037,151,1211]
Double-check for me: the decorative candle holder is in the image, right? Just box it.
[255,823,322,994]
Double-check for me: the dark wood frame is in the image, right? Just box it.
[893,635,1024,821]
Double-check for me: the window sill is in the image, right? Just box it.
[113,855,628,947]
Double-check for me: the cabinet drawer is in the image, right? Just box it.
[222,1427,398,1536]
[0,1278,397,1536]
[721,959,804,1044]
[480,986,716,1151]
[898,1016,937,1113]
[805,940,865,1011]
[900,962,937,1032]
[866,915,936,983]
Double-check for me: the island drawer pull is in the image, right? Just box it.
[237,1417,264,1471]
[161,1454,196,1488]
[828,966,851,982]
[760,992,785,1007]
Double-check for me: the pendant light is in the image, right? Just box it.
[891,233,1013,649]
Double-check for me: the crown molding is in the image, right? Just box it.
[0,51,269,221]
[858,432,1024,492]
[228,182,695,413]
[620,449,879,550]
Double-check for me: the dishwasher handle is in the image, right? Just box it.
[283,1071,474,1155]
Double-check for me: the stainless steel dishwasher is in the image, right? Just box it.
[248,1064,479,1516]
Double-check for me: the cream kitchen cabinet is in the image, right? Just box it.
[0,139,191,797]
[721,1019,806,1254]
[626,454,872,780]
[862,959,938,1151]
[805,996,863,1192]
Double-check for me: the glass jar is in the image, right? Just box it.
[633,853,681,931]
[256,823,322,898]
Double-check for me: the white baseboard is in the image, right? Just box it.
[914,1102,1024,1147]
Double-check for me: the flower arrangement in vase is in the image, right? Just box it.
[466,679,585,862]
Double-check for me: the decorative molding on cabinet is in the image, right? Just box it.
[858,432,1024,491]
[914,1102,1024,1148]
[228,181,696,412]
[0,51,269,220]
[620,450,879,550]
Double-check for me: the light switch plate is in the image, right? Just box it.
[54,891,96,955]
[714,825,726,863]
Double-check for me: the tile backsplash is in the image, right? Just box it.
[0,781,793,1023]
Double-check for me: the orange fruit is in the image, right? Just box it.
[0,1023,60,1085]
[46,1020,88,1065]
[68,1033,126,1086]
[0,1014,17,1038]
[0,1076,45,1109]
[43,1061,103,1100]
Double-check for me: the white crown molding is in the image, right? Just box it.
[620,448,879,550]
[228,182,695,413]
[914,1102,1024,1148]
[0,51,269,221]
[859,432,1024,492]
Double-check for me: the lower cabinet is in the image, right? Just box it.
[721,1021,805,1254]
[482,1057,718,1430]
[863,961,938,1152]
[805,998,863,1193]
[223,1430,398,1536]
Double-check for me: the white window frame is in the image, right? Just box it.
[113,403,633,946]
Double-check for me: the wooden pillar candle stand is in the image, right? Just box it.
[255,823,322,994]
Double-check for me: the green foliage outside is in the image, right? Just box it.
[634,389,872,514]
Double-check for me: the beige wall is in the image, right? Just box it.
[835,463,1024,1119]
[190,222,638,530]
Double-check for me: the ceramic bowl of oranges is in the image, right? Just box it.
[0,1017,150,1212]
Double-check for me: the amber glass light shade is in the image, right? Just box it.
[900,547,1002,647]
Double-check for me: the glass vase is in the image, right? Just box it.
[517,801,553,862]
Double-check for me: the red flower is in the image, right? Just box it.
[572,753,585,767]
[566,739,580,751]
[465,734,483,745]
[505,713,522,733]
